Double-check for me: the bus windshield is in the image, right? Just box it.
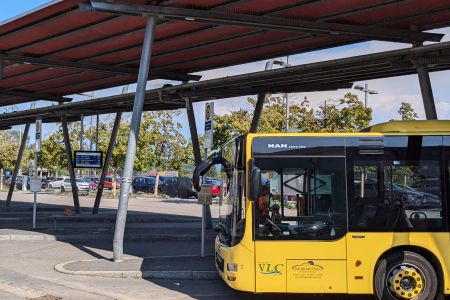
[218,137,246,246]
[254,157,347,240]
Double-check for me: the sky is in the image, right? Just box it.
[1,1,450,140]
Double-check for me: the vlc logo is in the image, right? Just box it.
[258,263,283,275]
[268,143,288,149]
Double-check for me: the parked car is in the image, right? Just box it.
[60,178,90,195]
[15,176,30,190]
[160,176,197,198]
[132,176,162,193]
[410,178,441,197]
[104,175,121,190]
[41,178,51,189]
[354,179,441,209]
[393,183,441,209]
[88,176,100,190]
[49,177,67,190]
[205,178,222,198]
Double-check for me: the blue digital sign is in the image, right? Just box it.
[74,151,103,168]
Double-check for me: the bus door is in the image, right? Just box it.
[254,157,348,293]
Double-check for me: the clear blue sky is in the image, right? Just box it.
[1,1,450,140]
[0,1,50,24]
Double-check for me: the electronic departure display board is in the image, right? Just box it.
[74,151,103,168]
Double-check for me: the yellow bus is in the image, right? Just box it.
[194,120,450,300]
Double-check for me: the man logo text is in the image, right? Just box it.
[268,144,287,149]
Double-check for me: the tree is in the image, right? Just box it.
[212,92,372,152]
[398,102,418,120]
[0,130,21,171]
[83,111,193,175]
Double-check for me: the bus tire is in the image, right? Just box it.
[374,251,438,300]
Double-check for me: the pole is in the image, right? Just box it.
[364,83,368,108]
[285,56,290,132]
[33,148,38,228]
[6,123,30,207]
[93,112,122,214]
[416,64,437,119]
[201,148,207,258]
[250,60,274,133]
[113,16,156,263]
[185,98,202,164]
[61,117,81,214]
[90,116,93,152]
[80,114,84,151]
[95,114,99,151]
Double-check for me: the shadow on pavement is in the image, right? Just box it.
[0,198,408,300]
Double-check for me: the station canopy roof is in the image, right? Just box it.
[0,0,450,107]
[1,40,450,129]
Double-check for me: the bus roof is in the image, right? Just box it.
[363,120,450,134]
[244,120,450,139]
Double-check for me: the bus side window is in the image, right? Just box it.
[349,155,445,232]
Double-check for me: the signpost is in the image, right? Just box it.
[204,102,214,150]
[31,119,42,228]
[200,102,214,257]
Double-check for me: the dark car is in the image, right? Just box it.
[160,176,197,198]
[41,178,51,189]
[15,176,30,190]
[410,178,441,197]
[132,176,163,193]
[354,179,441,209]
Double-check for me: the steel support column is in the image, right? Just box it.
[250,60,274,133]
[93,112,122,214]
[416,64,437,119]
[113,16,156,263]
[185,97,212,228]
[185,98,202,164]
[5,123,30,207]
[61,117,81,214]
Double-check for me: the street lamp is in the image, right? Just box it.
[354,83,378,108]
[271,58,291,131]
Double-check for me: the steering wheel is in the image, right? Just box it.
[409,211,427,221]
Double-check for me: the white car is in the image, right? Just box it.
[49,177,67,190]
[60,178,90,195]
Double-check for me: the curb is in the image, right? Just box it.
[54,257,219,280]
[0,234,216,242]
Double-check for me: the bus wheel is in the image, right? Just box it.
[374,251,438,300]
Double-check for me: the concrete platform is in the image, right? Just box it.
[55,255,218,280]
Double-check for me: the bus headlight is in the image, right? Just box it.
[227,263,238,272]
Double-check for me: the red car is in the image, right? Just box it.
[90,175,121,190]
[205,178,221,198]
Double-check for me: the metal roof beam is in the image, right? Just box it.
[0,53,201,82]
[0,89,72,102]
[84,1,443,44]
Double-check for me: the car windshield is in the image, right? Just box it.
[76,179,88,183]
[206,179,221,186]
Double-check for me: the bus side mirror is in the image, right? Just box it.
[248,159,261,202]
[193,160,213,192]
[193,156,230,192]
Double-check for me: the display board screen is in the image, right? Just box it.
[74,151,103,168]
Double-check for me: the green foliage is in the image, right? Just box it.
[0,130,21,171]
[213,92,372,151]
[78,111,192,175]
[397,102,418,120]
